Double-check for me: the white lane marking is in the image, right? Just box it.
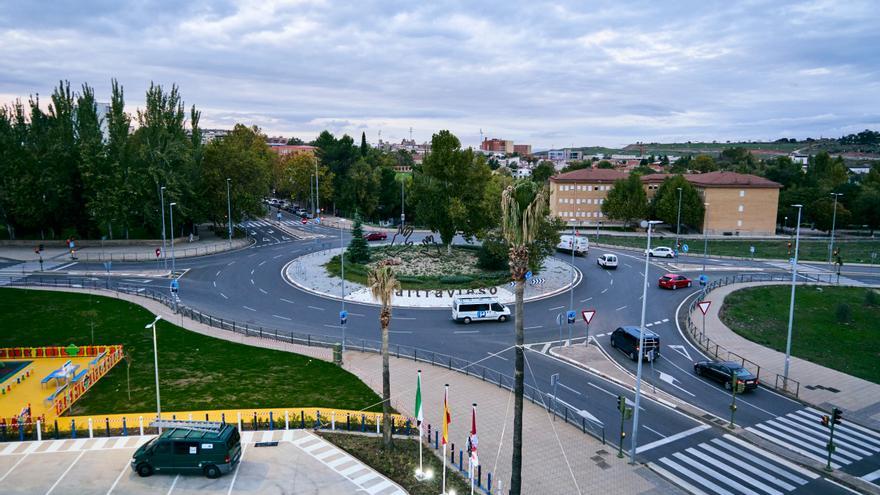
[308,305,325,311]
[653,320,662,325]
[645,323,653,327]
[635,425,710,454]
[0,447,32,482]
[662,318,669,323]
[540,342,551,354]
[746,426,841,468]
[524,325,543,330]
[671,452,746,494]
[610,279,614,285]
[50,262,77,271]
[226,441,247,495]
[258,261,266,267]
[250,269,255,275]
[658,457,732,495]
[273,315,292,321]
[548,305,565,311]
[388,330,413,334]
[487,351,509,361]
[396,317,416,320]
[323,324,343,329]
[46,440,64,453]
[250,278,255,285]
[106,460,130,494]
[615,305,627,311]
[215,270,221,277]
[657,372,695,397]
[581,297,593,302]
[212,281,216,287]
[243,306,257,312]
[281,298,296,304]
[227,261,236,266]
[558,382,581,395]
[595,333,606,337]
[220,293,228,299]
[587,381,617,398]
[1,442,19,455]
[824,477,865,494]
[685,447,783,495]
[667,345,692,361]
[649,462,710,495]
[643,425,666,438]
[702,442,799,490]
[165,474,180,495]
[258,288,268,294]
[92,438,109,449]
[347,312,365,317]
[862,468,880,482]
[45,450,86,495]
[454,330,479,334]
[601,288,608,294]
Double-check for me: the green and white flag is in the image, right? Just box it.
[415,370,423,425]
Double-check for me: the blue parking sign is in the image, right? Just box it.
[566,310,576,323]
[682,244,689,253]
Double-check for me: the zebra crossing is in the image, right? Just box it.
[240,219,324,240]
[652,433,820,495]
[745,407,880,470]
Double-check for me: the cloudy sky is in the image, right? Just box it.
[1,0,878,149]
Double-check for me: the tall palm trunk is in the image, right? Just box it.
[381,307,392,449]
[511,276,525,494]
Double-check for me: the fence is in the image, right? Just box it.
[1,276,607,447]
[680,272,831,398]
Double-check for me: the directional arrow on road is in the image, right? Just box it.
[667,345,693,362]
[658,371,695,397]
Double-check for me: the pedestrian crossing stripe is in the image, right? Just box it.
[653,434,817,495]
[745,407,880,469]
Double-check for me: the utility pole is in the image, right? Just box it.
[400,178,405,226]
[314,157,320,218]
[783,204,803,384]
[675,187,683,254]
[828,193,842,265]
[160,186,167,270]
[226,178,232,246]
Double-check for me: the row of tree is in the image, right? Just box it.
[0,80,273,240]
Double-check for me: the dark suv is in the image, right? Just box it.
[694,360,758,391]
[610,326,660,361]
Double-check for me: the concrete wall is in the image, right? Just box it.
[700,187,779,235]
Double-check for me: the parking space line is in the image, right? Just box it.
[68,438,88,452]
[106,460,130,495]
[1,442,18,455]
[0,450,30,482]
[166,474,180,495]
[45,450,85,495]
[226,443,247,495]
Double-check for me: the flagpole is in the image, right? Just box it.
[470,402,476,495]
[442,383,449,495]
[415,370,424,480]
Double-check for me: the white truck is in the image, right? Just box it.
[556,234,589,256]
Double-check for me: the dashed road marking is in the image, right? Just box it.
[454,330,479,334]
[548,305,565,311]
[258,288,268,294]
[524,325,543,330]
[308,305,325,311]
[273,314,291,321]
[220,293,228,299]
[601,288,608,294]
[581,297,593,302]
[615,305,627,311]
[281,298,296,304]
[243,306,257,312]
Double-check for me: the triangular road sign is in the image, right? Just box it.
[697,301,712,315]
[581,309,596,325]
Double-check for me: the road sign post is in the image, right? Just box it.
[616,395,633,459]
[556,313,564,343]
[824,407,842,472]
[566,310,576,346]
[581,309,596,346]
[729,369,744,429]
[697,301,711,342]
[550,373,560,417]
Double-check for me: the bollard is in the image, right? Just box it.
[188,413,193,421]
[478,465,482,487]
[427,424,432,443]
[88,418,94,438]
[331,411,335,431]
[139,416,144,436]
[237,412,242,433]
[300,410,305,429]
[269,411,274,431]
[361,414,366,433]
[252,412,258,430]
[347,413,351,431]
[36,420,42,442]
[315,411,321,430]
[376,415,380,434]
[488,472,492,492]
[205,413,209,421]
[53,419,59,440]
[105,417,110,436]
[450,443,455,462]
[71,419,77,439]
[285,411,290,430]
[405,419,411,436]
[458,449,463,472]
[435,430,439,449]
[221,413,226,426]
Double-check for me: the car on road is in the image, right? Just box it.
[610,326,660,361]
[645,246,675,258]
[364,232,387,241]
[658,273,692,289]
[301,217,308,224]
[596,253,618,269]
[132,422,242,479]
[556,234,589,256]
[694,360,759,391]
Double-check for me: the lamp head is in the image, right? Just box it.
[144,315,162,328]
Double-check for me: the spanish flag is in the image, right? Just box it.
[441,384,451,445]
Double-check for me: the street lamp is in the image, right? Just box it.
[702,203,710,276]
[226,178,233,246]
[314,157,320,218]
[145,315,162,429]
[160,186,167,270]
[630,219,661,464]
[828,193,843,265]
[675,187,683,254]
[339,218,347,352]
[783,204,803,385]
[169,202,177,272]
[400,178,406,226]
[567,223,577,346]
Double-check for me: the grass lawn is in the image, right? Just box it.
[719,286,880,383]
[0,288,384,415]
[597,234,880,263]
[320,433,473,495]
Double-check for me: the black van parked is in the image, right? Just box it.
[610,326,660,361]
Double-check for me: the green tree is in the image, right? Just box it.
[367,262,400,451]
[853,184,880,234]
[341,158,380,218]
[560,160,590,174]
[763,156,803,189]
[360,131,368,156]
[531,161,555,183]
[275,152,333,208]
[286,136,304,145]
[597,160,614,169]
[201,124,274,226]
[650,176,704,231]
[692,154,718,173]
[810,196,852,232]
[602,175,648,227]
[346,216,370,263]
[411,130,492,253]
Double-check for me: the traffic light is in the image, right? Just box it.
[821,415,829,427]
[787,242,792,255]
[832,407,843,426]
[617,395,624,413]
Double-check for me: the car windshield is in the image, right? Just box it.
[733,367,752,377]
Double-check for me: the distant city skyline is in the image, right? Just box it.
[1,0,878,149]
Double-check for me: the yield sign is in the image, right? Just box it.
[697,301,712,315]
[581,309,596,325]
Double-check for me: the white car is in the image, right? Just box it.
[597,254,618,269]
[646,247,675,258]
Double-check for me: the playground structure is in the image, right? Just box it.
[0,344,123,431]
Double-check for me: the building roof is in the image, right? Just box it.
[685,171,781,189]
[550,168,627,183]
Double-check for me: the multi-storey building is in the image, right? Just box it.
[549,169,781,235]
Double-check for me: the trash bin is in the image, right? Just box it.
[333,343,343,366]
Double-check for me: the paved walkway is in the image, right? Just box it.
[697,282,880,429]
[11,286,679,495]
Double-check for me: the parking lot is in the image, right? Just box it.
[0,430,405,495]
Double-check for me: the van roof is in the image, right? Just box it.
[619,325,659,339]
[453,297,500,303]
[160,424,234,441]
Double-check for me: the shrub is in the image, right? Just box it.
[477,235,509,270]
[439,275,474,284]
[865,290,879,307]
[346,216,371,264]
[835,303,852,323]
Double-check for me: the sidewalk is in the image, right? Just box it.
[12,285,679,495]
[0,230,251,262]
[697,281,880,429]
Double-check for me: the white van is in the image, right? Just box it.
[452,297,511,324]
[556,234,589,256]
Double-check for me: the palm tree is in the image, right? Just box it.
[368,261,400,450]
[501,182,548,495]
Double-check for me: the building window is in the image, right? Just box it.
[738,205,744,212]
[737,220,742,227]
[739,190,745,197]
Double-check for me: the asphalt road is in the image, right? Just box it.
[3,211,878,495]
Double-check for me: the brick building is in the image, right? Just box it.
[513,144,532,155]
[549,169,781,235]
[269,145,318,157]
[481,138,514,154]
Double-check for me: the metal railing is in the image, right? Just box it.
[1,277,606,445]
[682,272,820,397]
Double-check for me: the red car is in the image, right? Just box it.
[658,273,692,290]
[363,232,387,241]
[300,217,308,225]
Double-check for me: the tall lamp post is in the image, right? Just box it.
[630,219,661,464]
[675,187,683,254]
[160,186,167,270]
[702,203,710,276]
[169,202,177,272]
[314,157,320,218]
[145,315,163,428]
[400,178,406,226]
[339,219,347,352]
[226,178,233,246]
[783,204,803,384]
[567,223,577,346]
[828,193,842,265]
